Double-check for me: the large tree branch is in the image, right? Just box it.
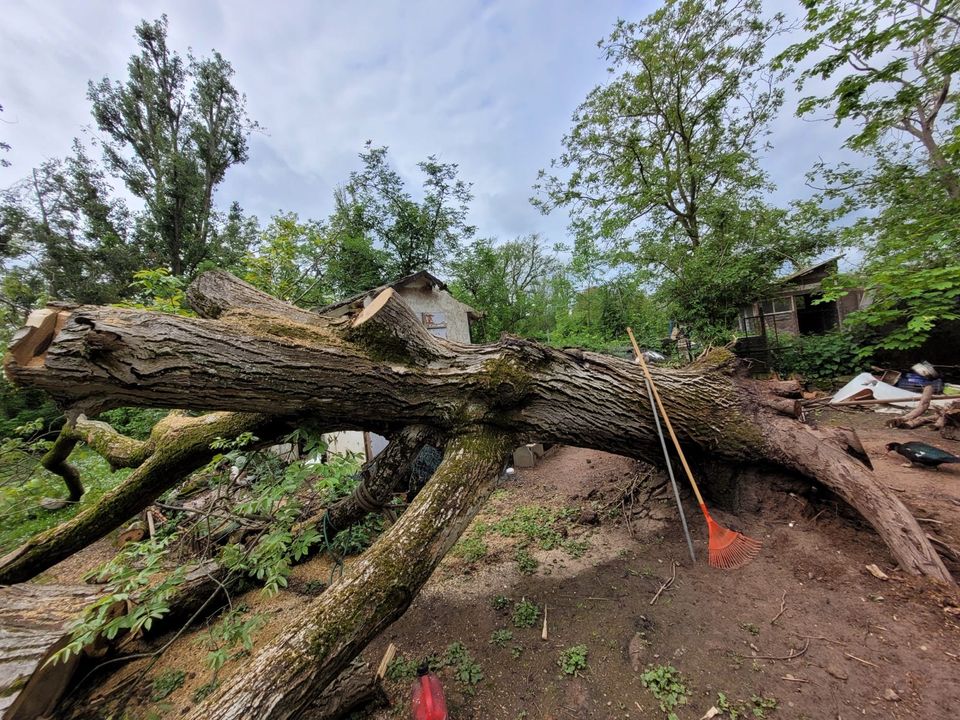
[186,429,511,720]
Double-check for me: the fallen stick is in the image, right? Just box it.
[844,652,880,668]
[770,590,787,625]
[541,605,548,641]
[828,394,955,407]
[781,674,811,684]
[649,561,678,606]
[743,640,810,661]
[793,633,844,646]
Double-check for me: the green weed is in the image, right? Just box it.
[150,669,186,701]
[489,629,513,647]
[512,599,540,628]
[557,644,588,676]
[640,664,688,718]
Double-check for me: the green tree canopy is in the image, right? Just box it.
[781,0,960,351]
[88,15,258,276]
[338,142,475,278]
[536,0,824,339]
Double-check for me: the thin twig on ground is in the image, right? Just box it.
[844,652,880,668]
[742,639,810,661]
[770,590,787,625]
[650,561,678,606]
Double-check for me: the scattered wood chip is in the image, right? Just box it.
[628,633,646,672]
[700,707,721,719]
[542,604,548,641]
[865,564,889,580]
[375,644,396,680]
[883,688,901,702]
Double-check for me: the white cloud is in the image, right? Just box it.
[0,0,856,253]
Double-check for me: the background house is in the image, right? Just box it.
[321,271,480,459]
[737,257,865,339]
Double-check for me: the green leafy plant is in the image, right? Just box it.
[558,644,588,676]
[51,535,187,664]
[750,695,778,718]
[198,605,267,673]
[491,594,511,611]
[769,331,866,384]
[385,655,420,681]
[150,669,186,701]
[640,664,688,719]
[515,546,538,575]
[452,534,488,563]
[489,629,513,648]
[512,599,540,628]
[739,622,760,637]
[442,641,483,686]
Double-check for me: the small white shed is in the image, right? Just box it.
[320,271,479,459]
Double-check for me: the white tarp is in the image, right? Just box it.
[830,372,920,405]
[830,372,955,412]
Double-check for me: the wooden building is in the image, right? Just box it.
[737,257,865,339]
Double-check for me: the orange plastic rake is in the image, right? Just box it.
[627,328,762,570]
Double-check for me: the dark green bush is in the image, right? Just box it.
[770,332,869,384]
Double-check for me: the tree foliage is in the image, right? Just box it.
[536,0,825,338]
[782,0,960,351]
[87,15,258,276]
[338,142,475,278]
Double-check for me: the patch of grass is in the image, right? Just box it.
[750,695,778,718]
[640,664,688,718]
[511,644,524,659]
[192,680,219,703]
[491,505,576,549]
[452,534,488,563]
[515,546,538,574]
[150,669,186,701]
[512,598,540,628]
[563,538,589,558]
[740,622,760,636]
[0,446,130,554]
[557,644,588,676]
[489,629,513,648]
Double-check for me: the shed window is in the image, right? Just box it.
[421,312,447,339]
[760,297,793,315]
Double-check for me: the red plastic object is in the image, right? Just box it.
[411,668,447,720]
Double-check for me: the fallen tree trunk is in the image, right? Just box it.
[4,272,949,584]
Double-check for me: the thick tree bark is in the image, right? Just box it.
[0,412,291,585]
[184,430,510,720]
[4,272,949,584]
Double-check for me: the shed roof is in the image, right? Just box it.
[778,255,843,285]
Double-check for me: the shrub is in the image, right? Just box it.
[769,331,867,384]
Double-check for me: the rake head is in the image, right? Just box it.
[705,513,762,570]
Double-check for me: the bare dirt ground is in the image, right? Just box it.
[53,408,960,720]
[358,410,960,720]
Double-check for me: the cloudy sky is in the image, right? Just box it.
[0,0,852,247]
